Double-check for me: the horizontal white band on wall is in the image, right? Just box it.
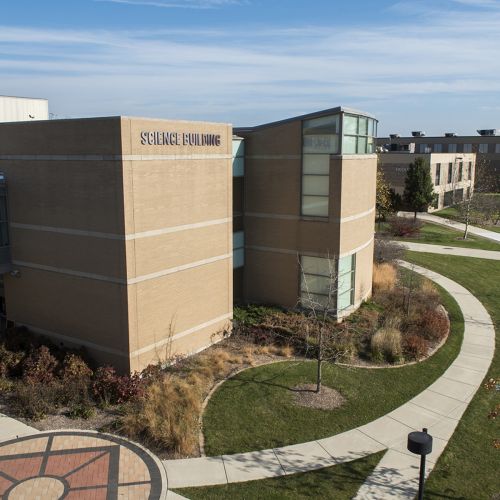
[245,207,375,224]
[12,252,232,285]
[129,313,233,358]
[15,322,129,358]
[10,217,231,241]
[246,237,374,260]
[128,253,232,285]
[245,155,302,160]
[0,154,232,161]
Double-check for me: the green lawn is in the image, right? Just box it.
[404,253,500,500]
[202,284,463,456]
[175,452,385,500]
[434,203,500,234]
[379,221,500,250]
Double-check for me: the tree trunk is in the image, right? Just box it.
[316,328,323,393]
[463,199,471,240]
[414,210,417,220]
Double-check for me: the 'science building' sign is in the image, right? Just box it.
[141,131,222,147]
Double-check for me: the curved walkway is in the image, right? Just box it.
[397,241,500,260]
[399,211,500,243]
[163,262,495,500]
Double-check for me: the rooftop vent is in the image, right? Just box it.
[477,129,497,136]
[444,132,457,137]
[412,131,426,137]
[389,134,400,139]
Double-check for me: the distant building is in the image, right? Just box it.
[377,130,499,192]
[378,143,475,211]
[0,96,49,122]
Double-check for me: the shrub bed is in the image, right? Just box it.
[232,264,449,365]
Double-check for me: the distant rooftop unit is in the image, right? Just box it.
[389,134,400,139]
[444,132,457,137]
[412,131,425,137]
[477,129,497,136]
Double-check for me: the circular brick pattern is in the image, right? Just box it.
[0,431,165,499]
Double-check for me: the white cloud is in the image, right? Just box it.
[93,0,246,9]
[0,3,499,132]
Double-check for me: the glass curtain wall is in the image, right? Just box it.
[302,112,377,217]
[300,254,356,313]
[302,114,340,216]
[342,114,377,155]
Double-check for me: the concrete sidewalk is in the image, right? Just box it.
[397,241,500,260]
[0,413,38,442]
[164,262,495,499]
[399,211,500,243]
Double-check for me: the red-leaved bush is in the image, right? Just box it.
[92,366,145,405]
[22,346,59,385]
[403,334,429,360]
[388,217,423,237]
[419,308,449,342]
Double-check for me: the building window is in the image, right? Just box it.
[458,162,463,181]
[463,144,472,153]
[496,144,500,154]
[468,161,473,179]
[434,144,442,153]
[302,114,340,217]
[447,163,453,184]
[233,231,244,269]
[232,138,244,177]
[479,144,488,153]
[435,163,441,185]
[448,144,457,153]
[418,144,428,154]
[300,254,356,312]
[341,114,377,155]
[337,254,356,311]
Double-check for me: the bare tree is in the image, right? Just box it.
[455,157,496,239]
[298,254,353,393]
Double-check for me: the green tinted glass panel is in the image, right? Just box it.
[343,135,357,154]
[303,154,330,174]
[301,256,332,276]
[359,117,368,135]
[343,115,358,135]
[303,134,339,154]
[302,196,329,216]
[302,175,329,196]
[357,137,367,154]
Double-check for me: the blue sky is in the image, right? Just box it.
[1,0,500,135]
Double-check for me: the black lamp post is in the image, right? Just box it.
[407,428,433,500]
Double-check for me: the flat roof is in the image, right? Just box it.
[0,95,48,102]
[378,135,499,140]
[236,106,377,133]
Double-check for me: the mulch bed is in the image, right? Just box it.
[292,383,346,411]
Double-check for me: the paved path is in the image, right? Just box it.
[354,261,495,498]
[397,241,500,260]
[0,430,167,499]
[163,262,495,499]
[0,260,495,499]
[399,211,500,243]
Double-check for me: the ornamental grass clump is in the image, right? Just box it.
[120,374,202,456]
[371,327,402,363]
[373,263,397,292]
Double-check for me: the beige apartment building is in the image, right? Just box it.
[377,131,499,191]
[379,150,476,210]
[0,107,377,372]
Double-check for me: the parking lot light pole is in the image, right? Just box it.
[407,428,433,500]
